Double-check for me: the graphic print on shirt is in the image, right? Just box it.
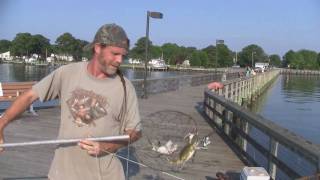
[67,88,108,127]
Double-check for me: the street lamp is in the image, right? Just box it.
[142,11,163,99]
[251,51,256,68]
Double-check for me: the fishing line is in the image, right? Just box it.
[100,148,185,180]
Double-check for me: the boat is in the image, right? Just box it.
[148,58,169,70]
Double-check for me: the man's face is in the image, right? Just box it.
[96,45,127,76]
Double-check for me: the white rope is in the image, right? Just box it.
[0,135,130,148]
[125,137,130,180]
[95,153,103,180]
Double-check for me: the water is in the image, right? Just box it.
[247,74,320,179]
[0,63,198,82]
[0,63,54,82]
[251,74,320,144]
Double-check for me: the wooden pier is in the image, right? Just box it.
[0,85,244,180]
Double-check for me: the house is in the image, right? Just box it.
[55,54,74,61]
[0,51,12,61]
[128,58,142,64]
[181,60,190,67]
[25,54,39,63]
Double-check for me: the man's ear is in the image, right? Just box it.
[94,44,101,54]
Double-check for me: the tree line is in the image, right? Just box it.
[1,32,319,69]
[0,33,90,62]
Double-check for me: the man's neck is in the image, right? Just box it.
[87,60,108,79]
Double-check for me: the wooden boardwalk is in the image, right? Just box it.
[0,85,244,180]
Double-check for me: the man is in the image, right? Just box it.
[0,24,141,180]
[207,81,224,90]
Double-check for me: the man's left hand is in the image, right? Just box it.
[78,140,118,156]
[78,130,141,156]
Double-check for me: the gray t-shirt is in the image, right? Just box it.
[32,62,141,180]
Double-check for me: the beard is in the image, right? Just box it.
[97,54,119,76]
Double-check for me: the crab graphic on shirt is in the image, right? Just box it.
[67,88,108,127]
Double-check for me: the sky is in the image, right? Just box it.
[0,0,319,56]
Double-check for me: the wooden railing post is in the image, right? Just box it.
[241,120,249,152]
[268,138,279,179]
[223,109,231,136]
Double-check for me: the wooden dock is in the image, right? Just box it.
[0,85,244,180]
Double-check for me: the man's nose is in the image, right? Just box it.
[115,55,123,64]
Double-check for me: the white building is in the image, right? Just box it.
[25,54,39,63]
[82,57,88,61]
[128,58,141,64]
[55,54,74,61]
[181,60,190,67]
[0,51,12,61]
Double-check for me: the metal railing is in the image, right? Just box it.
[203,70,320,179]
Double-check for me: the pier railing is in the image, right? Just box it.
[131,72,240,97]
[203,70,320,179]
[214,70,280,105]
[280,69,320,75]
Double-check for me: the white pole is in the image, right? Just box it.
[0,135,129,148]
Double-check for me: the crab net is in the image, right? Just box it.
[127,110,198,179]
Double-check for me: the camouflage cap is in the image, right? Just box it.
[84,23,129,51]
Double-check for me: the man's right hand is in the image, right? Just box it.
[0,90,39,152]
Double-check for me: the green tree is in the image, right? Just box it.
[198,51,209,67]
[283,50,295,68]
[317,53,320,67]
[55,33,77,55]
[269,54,281,67]
[10,33,33,57]
[150,45,162,59]
[79,40,90,60]
[175,46,196,65]
[55,33,87,61]
[202,45,216,68]
[217,44,234,67]
[283,50,319,69]
[190,51,201,66]
[0,40,11,53]
[291,53,304,69]
[298,49,318,70]
[29,34,51,60]
[238,44,268,67]
[73,39,89,61]
[129,37,152,62]
[161,43,180,65]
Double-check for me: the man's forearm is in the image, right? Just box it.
[114,130,141,147]
[0,90,38,129]
[100,130,141,153]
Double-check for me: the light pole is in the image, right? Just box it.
[251,51,256,68]
[142,11,163,99]
[215,39,224,73]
